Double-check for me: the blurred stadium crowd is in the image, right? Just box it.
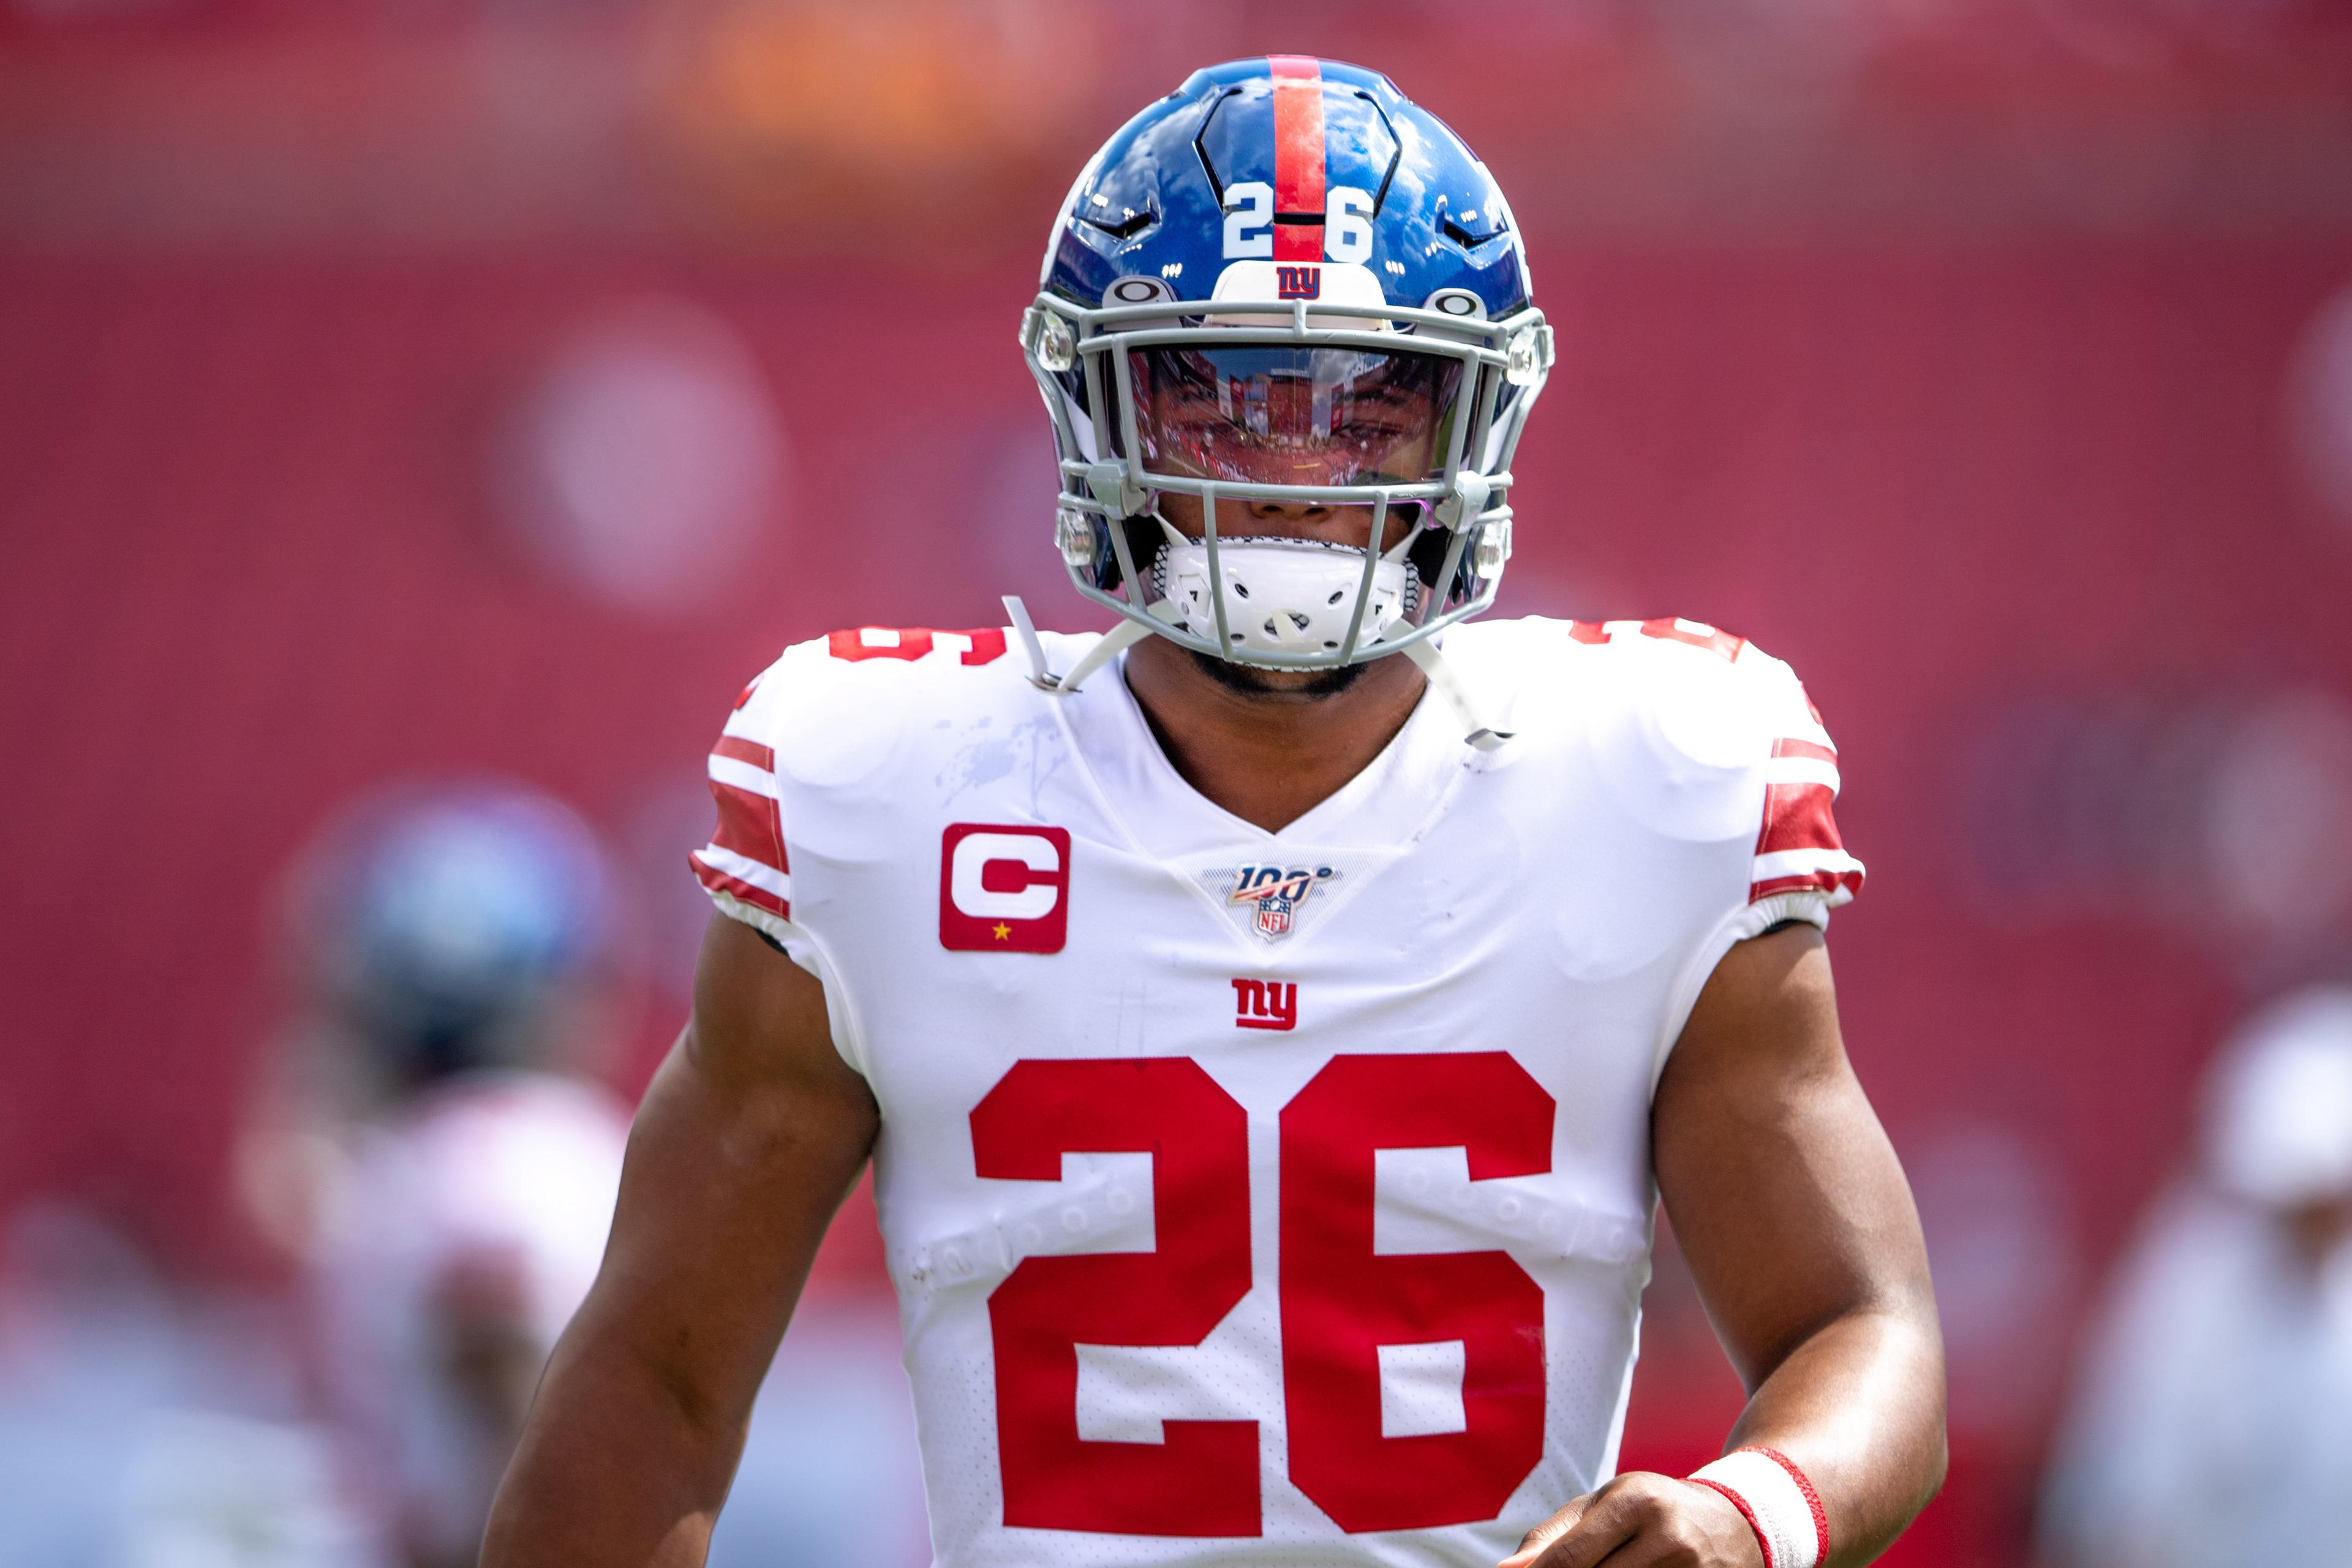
[3,0,2352,1562]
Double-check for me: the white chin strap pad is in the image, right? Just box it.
[1153,537,1419,659]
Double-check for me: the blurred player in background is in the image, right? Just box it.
[2040,986,2352,1568]
[487,58,1946,1568]
[269,778,929,1568]
[276,782,635,1568]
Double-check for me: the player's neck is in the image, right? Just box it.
[1121,636,1430,834]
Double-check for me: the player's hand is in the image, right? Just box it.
[1499,1471,1766,1568]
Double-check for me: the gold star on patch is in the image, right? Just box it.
[992,922,1011,940]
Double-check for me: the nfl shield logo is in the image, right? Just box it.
[1228,864,1335,943]
[1256,894,1295,940]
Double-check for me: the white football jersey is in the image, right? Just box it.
[691,616,1861,1568]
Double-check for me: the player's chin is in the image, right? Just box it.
[1190,649,1368,701]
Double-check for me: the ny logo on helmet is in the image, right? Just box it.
[1274,265,1321,301]
[1229,863,1336,941]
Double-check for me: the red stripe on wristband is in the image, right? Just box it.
[1746,1447,1830,1563]
[1690,1477,1776,1568]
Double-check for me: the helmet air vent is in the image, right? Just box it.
[1436,193,1509,251]
[1440,216,1503,249]
[1079,207,1158,241]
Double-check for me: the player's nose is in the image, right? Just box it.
[1242,497,1413,553]
[1243,496,1373,544]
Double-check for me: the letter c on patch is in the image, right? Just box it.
[949,832,1061,921]
[940,824,1072,953]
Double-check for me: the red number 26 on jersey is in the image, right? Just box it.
[971,1052,1555,1539]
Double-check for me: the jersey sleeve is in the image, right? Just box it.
[688,668,797,944]
[1564,616,1867,933]
[1739,646,1864,932]
[686,657,875,1076]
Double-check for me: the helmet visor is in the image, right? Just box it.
[1128,344,1464,492]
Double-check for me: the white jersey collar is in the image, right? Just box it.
[1051,643,1474,864]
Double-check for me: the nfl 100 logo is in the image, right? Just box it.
[1229,863,1336,940]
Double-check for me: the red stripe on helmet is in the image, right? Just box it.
[1268,55,1325,262]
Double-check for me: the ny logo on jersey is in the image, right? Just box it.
[1232,978,1297,1031]
[1227,863,1335,941]
[1273,264,1321,300]
[939,824,1071,953]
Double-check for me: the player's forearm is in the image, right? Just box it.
[480,1327,748,1568]
[1719,1303,1948,1567]
[483,940,877,1567]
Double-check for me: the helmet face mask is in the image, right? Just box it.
[1023,57,1552,673]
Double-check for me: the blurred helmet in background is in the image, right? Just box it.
[1021,56,1552,672]
[287,781,618,1093]
[2204,985,2352,1208]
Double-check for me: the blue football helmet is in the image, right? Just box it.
[293,779,617,1086]
[1019,56,1552,690]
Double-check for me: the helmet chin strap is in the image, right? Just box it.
[1003,594,1152,695]
[1395,634,1514,752]
[1005,591,1512,752]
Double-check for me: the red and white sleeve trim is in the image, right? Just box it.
[1688,1448,1829,1568]
[691,844,793,914]
[1750,736,1863,908]
[690,730,793,922]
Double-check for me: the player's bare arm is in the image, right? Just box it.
[479,914,871,1567]
[1506,927,1945,1568]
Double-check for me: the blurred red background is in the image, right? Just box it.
[5,2,2352,1561]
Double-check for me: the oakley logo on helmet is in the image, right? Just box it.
[940,824,1071,954]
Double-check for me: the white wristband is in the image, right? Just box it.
[1687,1447,1829,1568]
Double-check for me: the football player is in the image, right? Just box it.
[274,782,634,1568]
[484,58,1946,1568]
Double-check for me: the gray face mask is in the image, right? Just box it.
[1152,530,1424,662]
[1019,284,1553,680]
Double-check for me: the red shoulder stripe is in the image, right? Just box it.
[1756,783,1841,859]
[714,734,775,771]
[706,737,786,875]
